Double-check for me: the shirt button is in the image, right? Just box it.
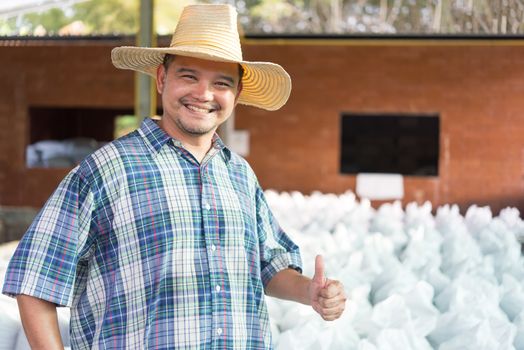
[204,203,211,211]
[215,285,221,292]
[211,244,216,252]
[216,328,222,336]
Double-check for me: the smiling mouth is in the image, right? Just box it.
[184,104,217,114]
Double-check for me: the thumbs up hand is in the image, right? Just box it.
[308,255,347,321]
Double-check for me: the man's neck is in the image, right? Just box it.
[158,118,214,164]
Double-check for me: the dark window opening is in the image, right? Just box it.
[340,113,439,176]
[27,106,135,168]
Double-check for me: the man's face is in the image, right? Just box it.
[156,55,242,138]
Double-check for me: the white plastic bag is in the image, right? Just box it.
[0,296,22,350]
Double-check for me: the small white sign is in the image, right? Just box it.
[356,173,404,200]
[229,130,250,157]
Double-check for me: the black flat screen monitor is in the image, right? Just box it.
[340,113,439,176]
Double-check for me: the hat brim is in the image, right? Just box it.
[111,46,291,111]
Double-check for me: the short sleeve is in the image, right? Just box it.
[2,168,95,307]
[256,184,302,288]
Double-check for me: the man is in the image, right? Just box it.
[3,4,346,349]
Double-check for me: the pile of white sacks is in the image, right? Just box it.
[0,241,71,350]
[1,191,523,349]
[26,138,104,168]
[264,191,524,350]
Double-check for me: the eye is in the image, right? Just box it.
[180,74,197,81]
[215,81,233,88]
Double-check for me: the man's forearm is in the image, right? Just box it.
[265,268,312,305]
[17,294,64,350]
[265,256,347,321]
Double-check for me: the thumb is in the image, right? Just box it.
[312,254,326,287]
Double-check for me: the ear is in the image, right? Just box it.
[234,81,243,105]
[156,65,166,94]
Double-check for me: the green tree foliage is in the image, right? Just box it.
[0,0,523,36]
[0,7,71,35]
[0,0,190,36]
[22,8,70,35]
[247,0,524,34]
[0,0,138,35]
[155,0,193,35]
[73,0,138,34]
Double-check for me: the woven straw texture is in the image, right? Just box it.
[111,4,291,111]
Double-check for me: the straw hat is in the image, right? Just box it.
[111,4,291,111]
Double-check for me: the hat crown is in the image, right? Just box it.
[170,4,243,61]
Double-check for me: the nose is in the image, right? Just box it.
[192,80,213,101]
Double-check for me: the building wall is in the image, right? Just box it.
[0,42,132,210]
[0,39,523,217]
[237,41,524,213]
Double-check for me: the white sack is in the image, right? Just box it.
[513,311,524,349]
[429,311,516,349]
[374,328,432,350]
[465,205,493,235]
[0,295,22,350]
[500,274,524,321]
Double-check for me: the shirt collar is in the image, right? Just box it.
[210,133,232,164]
[138,117,171,153]
[139,117,232,163]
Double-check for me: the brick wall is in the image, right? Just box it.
[237,42,524,213]
[0,39,523,220]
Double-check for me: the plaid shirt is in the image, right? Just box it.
[3,118,302,349]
